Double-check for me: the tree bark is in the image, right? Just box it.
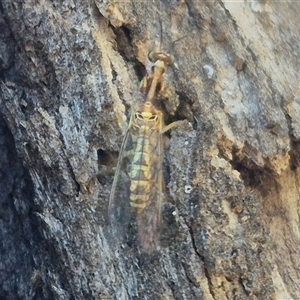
[0,1,299,299]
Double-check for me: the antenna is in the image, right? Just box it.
[172,35,189,49]
[159,17,163,51]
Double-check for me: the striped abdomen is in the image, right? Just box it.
[128,102,163,213]
[129,133,153,211]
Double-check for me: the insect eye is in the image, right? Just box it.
[148,51,175,66]
[148,51,157,63]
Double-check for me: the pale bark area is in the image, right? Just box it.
[0,0,299,299]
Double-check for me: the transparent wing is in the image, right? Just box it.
[108,113,164,252]
[108,117,133,247]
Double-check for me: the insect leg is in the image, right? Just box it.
[161,121,181,134]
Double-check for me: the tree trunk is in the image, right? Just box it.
[0,1,299,299]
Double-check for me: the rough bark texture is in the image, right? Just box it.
[0,1,299,299]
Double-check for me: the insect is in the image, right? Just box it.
[108,50,180,252]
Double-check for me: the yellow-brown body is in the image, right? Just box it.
[109,51,178,252]
[129,102,163,211]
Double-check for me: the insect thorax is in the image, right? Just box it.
[132,102,162,131]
